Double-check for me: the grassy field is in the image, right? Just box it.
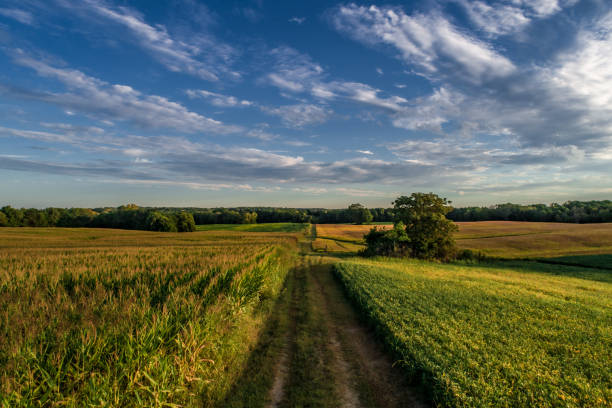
[334,257,612,407]
[0,228,297,407]
[311,238,364,253]
[315,224,389,243]
[542,254,612,269]
[456,221,612,258]
[196,223,308,233]
[316,222,612,260]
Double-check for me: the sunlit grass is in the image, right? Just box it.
[196,223,308,233]
[334,257,612,407]
[0,228,297,407]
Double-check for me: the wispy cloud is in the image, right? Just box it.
[331,4,515,83]
[263,104,331,128]
[289,17,306,24]
[186,89,252,107]
[265,46,324,92]
[457,0,578,37]
[70,0,238,81]
[0,8,34,25]
[8,50,241,134]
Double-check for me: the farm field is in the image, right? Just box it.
[0,228,297,407]
[456,221,612,258]
[334,257,612,407]
[196,222,308,233]
[316,222,612,260]
[544,254,612,269]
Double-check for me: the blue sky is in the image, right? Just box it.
[1,0,611,208]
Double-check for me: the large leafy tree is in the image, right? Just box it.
[348,203,373,225]
[362,193,458,260]
[393,193,458,260]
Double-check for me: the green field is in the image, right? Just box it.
[334,257,612,407]
[196,223,308,233]
[542,254,612,269]
[0,228,297,407]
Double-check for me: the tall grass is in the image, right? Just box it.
[334,257,612,407]
[0,228,297,407]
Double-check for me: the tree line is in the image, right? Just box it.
[2,199,611,232]
[446,200,612,223]
[0,204,195,232]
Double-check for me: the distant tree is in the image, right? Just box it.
[0,212,8,227]
[363,193,457,260]
[241,211,258,224]
[22,208,48,227]
[362,221,410,257]
[348,203,373,225]
[1,206,22,226]
[146,211,177,232]
[174,211,196,232]
[393,193,458,260]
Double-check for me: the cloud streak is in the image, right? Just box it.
[69,0,239,81]
[7,50,241,134]
[332,4,515,83]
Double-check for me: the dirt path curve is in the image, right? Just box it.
[267,250,427,407]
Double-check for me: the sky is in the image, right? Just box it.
[1,0,611,208]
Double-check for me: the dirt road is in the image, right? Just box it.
[267,256,427,408]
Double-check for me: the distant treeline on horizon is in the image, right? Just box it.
[1,200,611,230]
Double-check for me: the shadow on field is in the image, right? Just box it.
[458,258,612,283]
[221,263,296,407]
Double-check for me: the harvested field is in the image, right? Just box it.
[316,222,612,259]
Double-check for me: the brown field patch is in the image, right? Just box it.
[316,221,612,258]
[315,224,391,243]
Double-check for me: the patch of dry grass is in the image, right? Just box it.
[456,221,612,258]
[315,224,391,243]
[312,238,364,253]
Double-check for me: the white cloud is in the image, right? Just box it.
[392,87,462,132]
[246,128,279,141]
[293,187,327,194]
[376,67,383,75]
[546,12,612,112]
[332,4,515,83]
[11,50,240,134]
[458,1,530,36]
[76,0,238,81]
[0,8,34,25]
[289,17,306,24]
[313,81,408,111]
[458,0,578,37]
[284,140,311,147]
[265,46,324,92]
[186,89,252,107]
[357,150,374,155]
[263,104,331,128]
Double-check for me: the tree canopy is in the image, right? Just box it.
[363,193,458,261]
[348,203,373,225]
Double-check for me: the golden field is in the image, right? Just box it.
[315,222,612,259]
[0,228,297,407]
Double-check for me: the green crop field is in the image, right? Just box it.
[0,228,297,407]
[334,257,612,407]
[196,222,308,233]
[540,254,612,269]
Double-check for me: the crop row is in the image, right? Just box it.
[334,258,612,407]
[0,232,295,407]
